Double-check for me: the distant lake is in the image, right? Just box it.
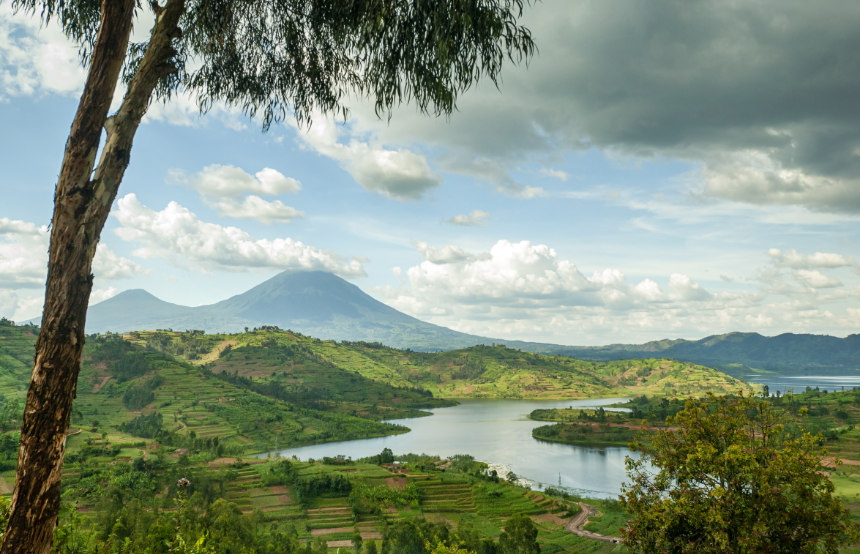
[745,374,860,395]
[270,398,633,499]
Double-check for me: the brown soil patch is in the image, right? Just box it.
[823,456,860,467]
[534,512,569,526]
[385,476,407,490]
[423,514,457,527]
[326,541,354,548]
[360,532,382,540]
[92,376,111,393]
[307,507,351,514]
[311,527,354,536]
[197,340,238,365]
[208,457,238,467]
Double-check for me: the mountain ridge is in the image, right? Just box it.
[24,270,860,374]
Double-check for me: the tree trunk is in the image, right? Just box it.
[0,1,184,551]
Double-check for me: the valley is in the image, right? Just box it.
[1,318,858,551]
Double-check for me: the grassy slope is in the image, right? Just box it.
[137,330,754,400]
[60,452,626,553]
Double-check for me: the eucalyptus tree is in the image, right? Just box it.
[3,1,535,551]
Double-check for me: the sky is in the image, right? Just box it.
[1,0,860,346]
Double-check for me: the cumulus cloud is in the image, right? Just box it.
[370,240,860,344]
[297,116,441,200]
[794,269,842,290]
[0,6,85,98]
[388,240,713,316]
[173,165,304,223]
[209,196,304,224]
[93,244,145,280]
[90,287,120,305]
[767,248,852,269]
[415,242,472,264]
[448,210,490,227]
[113,194,364,276]
[0,218,48,287]
[185,165,301,198]
[0,216,144,288]
[0,289,42,321]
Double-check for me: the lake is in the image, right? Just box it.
[271,397,633,499]
[745,374,860,395]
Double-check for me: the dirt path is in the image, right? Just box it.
[194,340,238,365]
[565,502,621,543]
[92,376,111,393]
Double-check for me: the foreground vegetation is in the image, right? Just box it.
[9,320,860,551]
[45,450,627,553]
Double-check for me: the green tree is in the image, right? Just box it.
[621,394,857,553]
[498,514,539,554]
[4,1,535,551]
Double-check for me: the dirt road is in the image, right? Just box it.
[565,502,622,543]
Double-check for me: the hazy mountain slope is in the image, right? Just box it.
[80,271,492,349]
[27,270,860,373]
[84,289,202,333]
[540,332,860,375]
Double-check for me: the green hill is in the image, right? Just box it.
[131,327,753,400]
[0,322,752,467]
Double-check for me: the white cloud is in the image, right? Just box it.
[0,6,85,98]
[370,240,849,345]
[767,248,852,269]
[297,116,441,200]
[415,242,472,264]
[209,196,304,224]
[668,273,712,301]
[633,278,663,301]
[794,269,842,289]
[175,165,305,223]
[448,210,490,227]
[702,161,860,213]
[144,90,248,130]
[93,244,144,280]
[0,216,144,288]
[113,194,364,276]
[0,290,42,321]
[540,168,569,181]
[89,287,120,305]
[186,165,301,198]
[0,217,47,287]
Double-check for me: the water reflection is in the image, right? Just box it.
[270,397,633,498]
[745,374,860,395]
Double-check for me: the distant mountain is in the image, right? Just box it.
[80,270,493,350]
[538,332,860,375]
[32,270,859,374]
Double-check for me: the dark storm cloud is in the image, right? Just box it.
[378,0,860,211]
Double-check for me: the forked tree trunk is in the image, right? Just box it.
[0,1,184,551]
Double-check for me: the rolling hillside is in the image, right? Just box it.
[131,327,754,400]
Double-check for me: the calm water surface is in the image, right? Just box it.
[745,374,860,395]
[272,397,633,499]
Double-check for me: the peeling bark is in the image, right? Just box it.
[0,1,185,551]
